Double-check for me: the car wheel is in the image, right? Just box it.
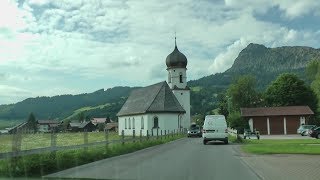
[224,140,228,144]
[203,140,207,145]
[317,134,320,139]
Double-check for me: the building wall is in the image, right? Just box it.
[118,113,180,136]
[172,89,190,129]
[251,115,309,135]
[252,117,268,135]
[167,68,187,89]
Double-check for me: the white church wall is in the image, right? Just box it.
[167,68,187,89]
[147,113,181,136]
[118,114,149,136]
[172,90,191,129]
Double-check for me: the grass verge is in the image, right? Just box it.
[241,139,320,155]
[0,134,185,178]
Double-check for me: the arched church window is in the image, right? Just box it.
[129,118,131,129]
[133,118,135,129]
[125,118,127,129]
[179,73,183,83]
[153,116,159,128]
[141,117,144,129]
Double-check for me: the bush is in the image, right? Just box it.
[227,111,248,134]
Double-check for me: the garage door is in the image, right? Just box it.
[270,117,284,134]
[253,117,268,135]
[286,117,300,134]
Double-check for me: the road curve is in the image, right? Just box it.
[45,138,260,180]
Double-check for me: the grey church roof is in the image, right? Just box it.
[166,38,187,69]
[117,81,186,117]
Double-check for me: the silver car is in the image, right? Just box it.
[297,125,316,136]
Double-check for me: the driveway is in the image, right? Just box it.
[240,153,320,180]
[259,134,312,139]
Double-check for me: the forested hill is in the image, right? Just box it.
[189,43,320,89]
[0,86,136,120]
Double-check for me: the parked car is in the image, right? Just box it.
[202,115,228,145]
[187,124,201,137]
[297,125,316,136]
[309,127,320,139]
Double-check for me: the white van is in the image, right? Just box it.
[202,115,228,145]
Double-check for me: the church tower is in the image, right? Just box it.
[165,37,191,129]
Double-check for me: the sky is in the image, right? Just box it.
[1,0,320,104]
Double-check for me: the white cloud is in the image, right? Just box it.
[1,0,320,104]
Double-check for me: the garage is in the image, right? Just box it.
[269,116,284,134]
[241,106,314,135]
[252,117,268,135]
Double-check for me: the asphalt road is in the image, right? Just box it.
[45,138,260,180]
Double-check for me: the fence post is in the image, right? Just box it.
[156,128,159,139]
[164,130,166,139]
[84,130,88,151]
[121,130,125,145]
[140,130,142,142]
[105,128,109,151]
[146,130,149,140]
[160,130,162,140]
[133,129,136,143]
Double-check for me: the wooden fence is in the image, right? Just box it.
[0,129,185,159]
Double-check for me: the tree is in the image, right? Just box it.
[78,112,85,122]
[27,112,37,133]
[265,73,318,111]
[217,93,229,117]
[227,75,260,112]
[306,60,320,100]
[227,111,248,133]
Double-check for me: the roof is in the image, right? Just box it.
[37,120,60,125]
[70,122,93,128]
[241,106,314,117]
[106,122,118,130]
[117,81,185,117]
[91,118,106,124]
[165,39,187,69]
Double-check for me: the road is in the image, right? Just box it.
[45,138,260,180]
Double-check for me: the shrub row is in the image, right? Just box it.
[0,135,185,177]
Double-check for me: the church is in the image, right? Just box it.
[117,39,191,136]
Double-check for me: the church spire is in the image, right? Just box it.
[174,32,178,49]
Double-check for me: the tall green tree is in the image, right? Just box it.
[265,73,318,111]
[227,75,260,111]
[78,112,85,122]
[217,93,229,117]
[27,112,37,133]
[307,60,320,102]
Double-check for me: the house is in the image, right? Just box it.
[7,122,32,134]
[240,106,314,135]
[69,121,96,132]
[37,120,60,133]
[106,122,118,132]
[117,38,191,136]
[91,118,107,125]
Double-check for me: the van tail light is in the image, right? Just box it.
[203,129,206,133]
[225,129,228,133]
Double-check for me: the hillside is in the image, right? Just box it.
[189,43,320,89]
[0,87,135,121]
[0,43,318,122]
